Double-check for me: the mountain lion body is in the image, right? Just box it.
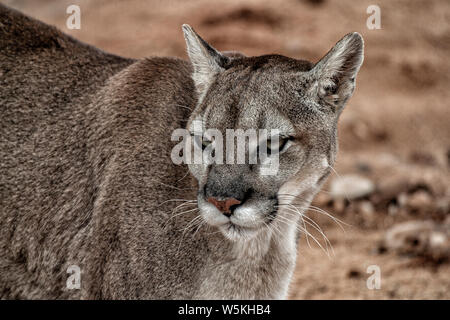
[0,5,363,299]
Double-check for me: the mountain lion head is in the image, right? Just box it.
[181,25,364,241]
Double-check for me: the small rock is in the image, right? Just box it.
[359,201,375,216]
[383,220,450,261]
[358,201,376,226]
[330,175,375,200]
[385,220,434,253]
[406,190,433,211]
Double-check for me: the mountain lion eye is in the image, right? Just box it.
[267,137,289,155]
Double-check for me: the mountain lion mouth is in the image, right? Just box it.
[220,221,260,241]
[197,187,278,241]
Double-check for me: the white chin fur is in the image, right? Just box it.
[198,200,264,241]
[220,223,260,242]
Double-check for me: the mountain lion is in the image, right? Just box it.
[0,5,364,299]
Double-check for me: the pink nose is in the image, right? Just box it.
[207,197,241,215]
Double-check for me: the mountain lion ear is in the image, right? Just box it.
[182,24,229,95]
[311,32,364,109]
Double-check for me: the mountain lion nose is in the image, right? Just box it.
[207,197,241,216]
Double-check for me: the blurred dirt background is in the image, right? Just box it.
[3,0,449,299]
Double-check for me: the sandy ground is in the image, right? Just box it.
[4,0,450,299]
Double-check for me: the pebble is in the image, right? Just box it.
[383,220,450,260]
[406,190,433,211]
[330,175,375,200]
